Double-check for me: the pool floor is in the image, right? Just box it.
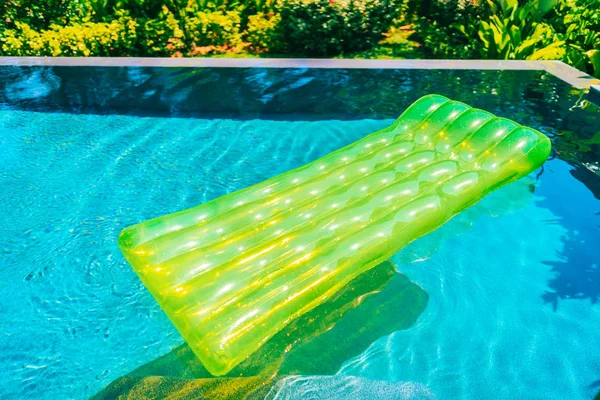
[0,110,599,399]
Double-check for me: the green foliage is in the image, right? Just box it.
[81,0,185,21]
[475,0,600,76]
[234,0,279,20]
[245,13,283,52]
[137,8,186,56]
[0,0,79,30]
[409,0,600,78]
[278,0,399,56]
[92,0,278,18]
[186,11,242,47]
[0,0,598,80]
[410,1,490,58]
[342,26,423,59]
[477,0,561,59]
[553,0,600,77]
[1,13,137,56]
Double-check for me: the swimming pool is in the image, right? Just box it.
[0,63,599,399]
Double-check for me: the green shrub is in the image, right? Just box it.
[186,11,242,47]
[245,12,282,52]
[0,0,597,80]
[1,0,79,30]
[1,13,137,56]
[475,0,561,60]
[553,0,600,77]
[410,0,490,59]
[137,9,186,56]
[408,0,599,78]
[278,0,399,56]
[83,0,187,21]
[471,0,599,77]
[129,8,243,57]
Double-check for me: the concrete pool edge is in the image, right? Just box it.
[0,57,598,90]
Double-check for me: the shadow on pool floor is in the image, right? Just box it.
[93,173,546,399]
[93,260,428,399]
[540,165,600,310]
[592,378,600,400]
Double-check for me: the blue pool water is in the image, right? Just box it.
[0,67,599,399]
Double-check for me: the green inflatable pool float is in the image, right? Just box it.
[118,94,551,376]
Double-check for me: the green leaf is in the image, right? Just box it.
[585,49,600,77]
[450,22,467,36]
[500,0,518,13]
[530,0,558,20]
[509,24,521,45]
[486,0,499,14]
[516,36,540,58]
[527,40,566,60]
[582,131,600,145]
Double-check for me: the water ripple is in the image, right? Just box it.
[0,111,386,399]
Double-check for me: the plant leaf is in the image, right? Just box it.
[530,0,558,20]
[527,40,566,60]
[585,49,600,78]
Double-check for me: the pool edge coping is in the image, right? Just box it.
[0,57,598,90]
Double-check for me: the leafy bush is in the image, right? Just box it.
[245,12,283,52]
[137,8,186,56]
[553,0,600,77]
[410,0,560,60]
[408,0,599,77]
[476,0,561,60]
[474,0,600,76]
[410,0,490,58]
[186,11,242,47]
[1,13,137,56]
[278,0,399,56]
[234,0,279,21]
[0,0,597,79]
[83,0,185,20]
[1,0,79,30]
[183,11,243,55]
